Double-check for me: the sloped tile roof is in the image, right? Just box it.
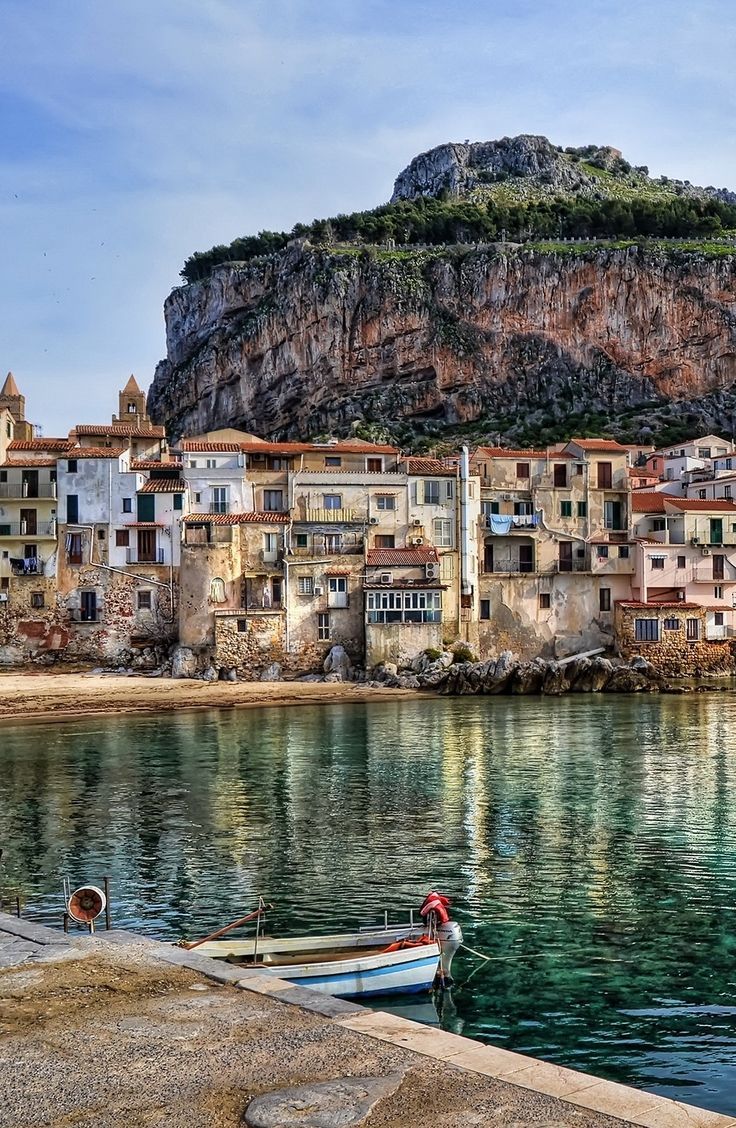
[403,458,457,476]
[618,600,701,609]
[0,457,57,467]
[631,493,668,512]
[474,446,575,459]
[666,498,736,512]
[138,479,187,492]
[8,438,72,451]
[74,424,165,437]
[366,546,439,566]
[67,447,127,459]
[568,438,629,452]
[130,459,182,470]
[181,441,242,453]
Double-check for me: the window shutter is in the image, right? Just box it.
[414,480,424,505]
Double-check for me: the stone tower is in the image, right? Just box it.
[113,375,150,426]
[0,372,33,440]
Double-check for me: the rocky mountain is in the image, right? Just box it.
[148,136,736,448]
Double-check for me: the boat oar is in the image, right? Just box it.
[182,904,274,950]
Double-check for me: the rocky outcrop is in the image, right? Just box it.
[149,243,736,444]
[374,651,731,695]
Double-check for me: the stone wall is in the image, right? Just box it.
[615,605,735,676]
[214,610,330,678]
[365,620,443,669]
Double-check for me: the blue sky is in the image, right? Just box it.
[2,0,736,435]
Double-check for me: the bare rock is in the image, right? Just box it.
[245,1074,404,1128]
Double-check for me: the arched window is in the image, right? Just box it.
[210,577,226,603]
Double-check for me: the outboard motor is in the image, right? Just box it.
[420,891,463,987]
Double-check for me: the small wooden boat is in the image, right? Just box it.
[183,891,463,999]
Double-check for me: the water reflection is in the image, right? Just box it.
[2,695,736,1112]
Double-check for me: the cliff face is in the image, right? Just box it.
[149,244,736,444]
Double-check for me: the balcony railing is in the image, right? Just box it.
[126,548,165,565]
[482,562,534,574]
[184,526,233,546]
[0,482,56,499]
[9,559,45,576]
[0,521,56,537]
[303,507,368,523]
[209,503,230,514]
[69,608,100,623]
[288,541,364,556]
[480,514,538,531]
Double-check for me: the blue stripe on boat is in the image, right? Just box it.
[290,953,439,988]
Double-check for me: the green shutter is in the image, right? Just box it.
[137,495,155,522]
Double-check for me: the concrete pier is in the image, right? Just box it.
[0,913,732,1128]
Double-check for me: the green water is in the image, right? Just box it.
[3,695,736,1113]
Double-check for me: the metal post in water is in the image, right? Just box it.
[63,912,69,934]
[103,876,111,930]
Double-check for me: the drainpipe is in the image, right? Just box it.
[460,446,472,599]
[640,543,648,604]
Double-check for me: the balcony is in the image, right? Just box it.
[590,553,636,575]
[327,591,349,608]
[184,525,233,546]
[126,548,165,565]
[0,522,57,538]
[303,507,368,523]
[288,538,364,556]
[0,482,56,499]
[69,609,100,623]
[9,559,45,576]
[209,503,230,514]
[480,514,538,531]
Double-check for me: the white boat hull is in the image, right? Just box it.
[194,927,441,998]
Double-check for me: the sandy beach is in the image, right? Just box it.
[0,670,423,724]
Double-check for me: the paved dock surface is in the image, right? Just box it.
[0,914,732,1128]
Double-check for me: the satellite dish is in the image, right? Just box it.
[67,885,106,925]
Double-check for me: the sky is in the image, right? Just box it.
[2,0,736,435]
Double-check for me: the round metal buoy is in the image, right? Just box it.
[67,885,107,924]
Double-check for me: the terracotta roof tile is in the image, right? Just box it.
[7,438,72,451]
[181,441,242,453]
[474,446,574,459]
[631,493,668,512]
[403,457,457,476]
[366,547,439,566]
[183,512,290,525]
[138,479,187,493]
[618,600,701,609]
[180,439,398,456]
[568,438,628,452]
[666,498,736,512]
[73,424,165,437]
[122,522,166,529]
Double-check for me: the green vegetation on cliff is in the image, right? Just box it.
[182,188,736,283]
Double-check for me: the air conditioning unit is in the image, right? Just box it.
[701,547,711,556]
[0,592,8,603]
[369,517,379,525]
[691,537,700,545]
[410,536,424,546]
[425,562,440,581]
[379,572,393,585]
[503,494,513,501]
[412,518,422,527]
[314,586,323,596]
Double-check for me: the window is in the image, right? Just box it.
[366,590,442,624]
[664,618,681,631]
[190,460,198,468]
[635,619,659,642]
[325,456,342,467]
[194,492,201,503]
[539,592,551,609]
[516,462,530,479]
[0,471,5,482]
[298,576,314,595]
[597,462,613,489]
[323,533,341,554]
[480,599,491,620]
[210,577,226,603]
[698,489,707,500]
[651,556,665,569]
[424,480,441,505]
[30,591,44,609]
[686,618,700,641]
[173,493,183,511]
[715,586,724,600]
[560,501,573,518]
[68,533,83,565]
[263,532,278,560]
[66,495,79,524]
[575,462,585,476]
[323,494,342,510]
[318,612,331,640]
[329,577,347,592]
[514,501,533,516]
[677,555,686,569]
[264,489,283,511]
[137,590,152,611]
[366,457,383,473]
[698,448,712,459]
[596,545,609,558]
[237,619,247,633]
[652,519,666,531]
[206,459,216,469]
[376,495,395,510]
[553,464,567,488]
[375,534,395,548]
[433,518,452,548]
[599,588,611,612]
[115,530,129,548]
[122,497,132,513]
[0,577,8,590]
[212,487,228,514]
[577,501,587,518]
[715,612,725,626]
[481,501,499,519]
[80,590,97,622]
[294,533,308,548]
[725,486,732,499]
[67,459,77,473]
